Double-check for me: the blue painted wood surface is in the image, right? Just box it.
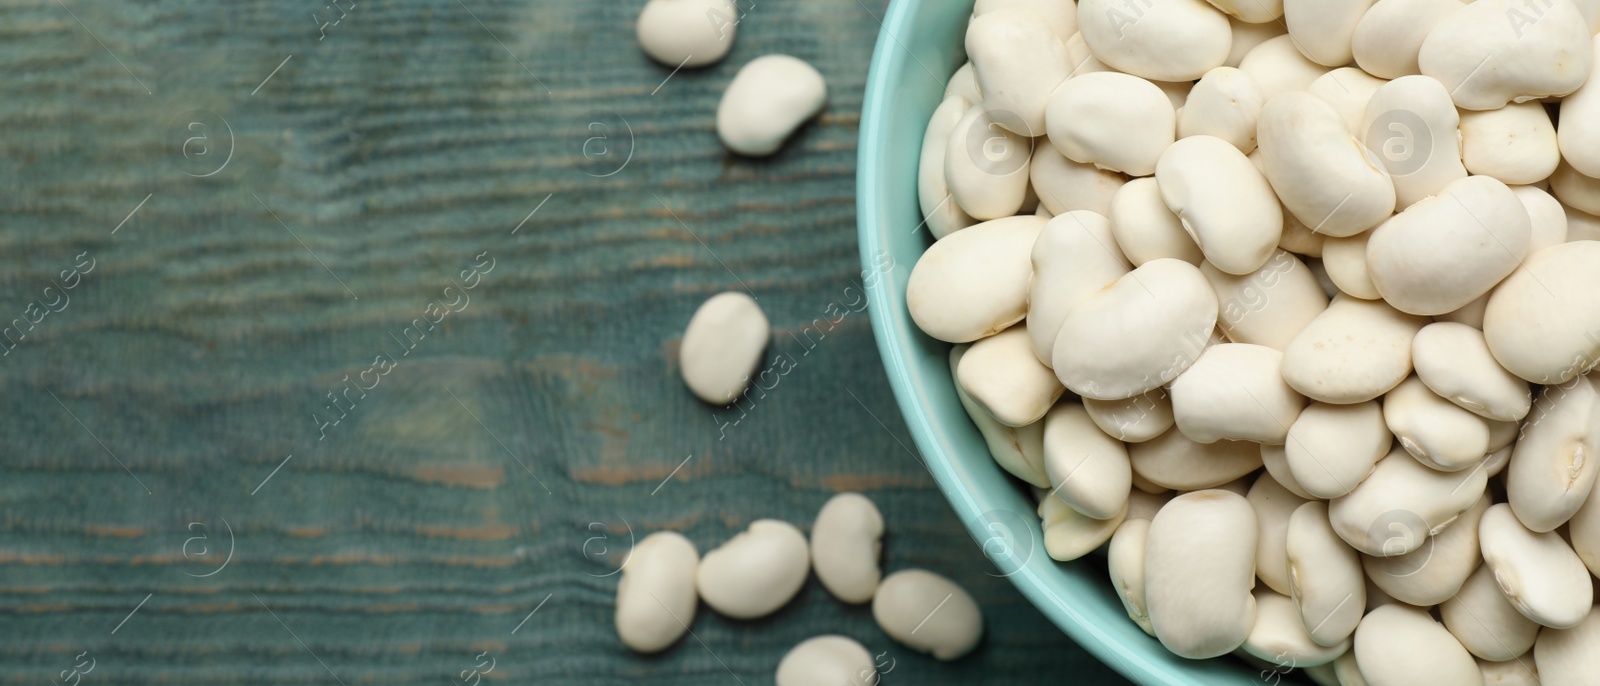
[0,0,1131,683]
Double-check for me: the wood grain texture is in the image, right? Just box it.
[0,0,1131,683]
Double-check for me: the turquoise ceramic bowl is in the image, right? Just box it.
[857,2,1294,684]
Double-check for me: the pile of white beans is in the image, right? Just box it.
[908,0,1600,683]
[615,493,984,685]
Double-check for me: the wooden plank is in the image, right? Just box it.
[0,0,1131,682]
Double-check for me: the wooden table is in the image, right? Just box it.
[0,1,1130,682]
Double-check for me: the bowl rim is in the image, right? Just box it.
[854,3,1231,684]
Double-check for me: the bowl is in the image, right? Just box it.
[856,2,1285,684]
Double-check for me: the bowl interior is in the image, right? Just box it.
[856,2,1301,684]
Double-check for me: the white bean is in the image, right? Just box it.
[945,102,1033,220]
[1570,203,1600,241]
[958,324,1065,427]
[680,292,769,405]
[1569,471,1600,577]
[1413,322,1531,422]
[1512,185,1570,254]
[1031,145,1127,216]
[1335,650,1372,686]
[1367,176,1531,316]
[1108,178,1203,266]
[1533,605,1600,685]
[1039,490,1127,560]
[1353,604,1483,686]
[1144,490,1258,659]
[1282,295,1428,404]
[1047,72,1176,176]
[872,569,984,660]
[1320,231,1382,300]
[1130,428,1264,490]
[615,532,699,653]
[1363,492,1488,608]
[1172,343,1306,444]
[1284,0,1378,67]
[1329,445,1487,556]
[1418,0,1593,110]
[1307,67,1388,136]
[696,519,810,619]
[1383,375,1493,472]
[1107,518,1154,635]
[1043,402,1133,520]
[1244,590,1350,669]
[1506,374,1600,532]
[1083,390,1175,443]
[1478,503,1594,629]
[1441,564,1542,662]
[907,215,1044,343]
[1132,470,1169,496]
[809,493,883,604]
[1482,443,1515,479]
[1278,205,1328,257]
[919,94,978,240]
[636,0,738,68]
[1028,211,1131,364]
[1248,472,1311,596]
[1361,75,1468,209]
[965,8,1072,136]
[1559,35,1600,177]
[946,62,982,103]
[1076,0,1233,81]
[1350,0,1462,79]
[1285,501,1365,648]
[1179,67,1266,154]
[1239,35,1330,100]
[1156,135,1284,275]
[716,55,827,156]
[951,346,1051,488]
[1261,443,1318,500]
[1552,157,1600,217]
[1460,103,1561,186]
[1287,401,1391,499]
[1483,240,1600,384]
[775,636,877,686]
[1203,249,1328,350]
[1052,259,1220,400]
[1258,92,1396,238]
